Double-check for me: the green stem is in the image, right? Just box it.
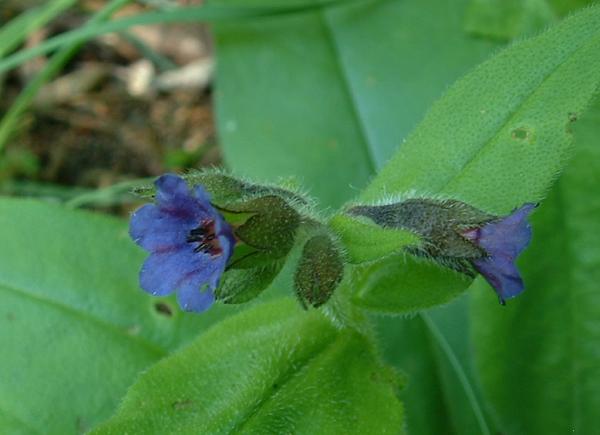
[323,277,372,335]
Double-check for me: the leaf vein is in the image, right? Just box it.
[0,282,166,356]
[319,10,378,173]
[440,32,600,196]
[230,331,343,433]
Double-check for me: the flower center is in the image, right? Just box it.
[186,219,223,256]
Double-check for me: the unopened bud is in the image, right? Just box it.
[294,234,344,308]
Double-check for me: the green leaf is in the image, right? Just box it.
[92,299,405,434]
[0,409,34,435]
[470,98,600,433]
[0,199,240,434]
[352,254,472,314]
[376,315,453,435]
[0,0,76,59]
[344,6,600,312]
[547,0,596,15]
[329,215,418,264]
[213,0,496,208]
[360,6,600,215]
[422,302,492,435]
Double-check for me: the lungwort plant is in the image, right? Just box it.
[1,1,599,434]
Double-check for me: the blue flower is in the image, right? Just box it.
[462,204,535,304]
[129,174,235,312]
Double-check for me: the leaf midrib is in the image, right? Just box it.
[319,8,378,174]
[0,282,166,357]
[229,329,343,433]
[438,31,600,196]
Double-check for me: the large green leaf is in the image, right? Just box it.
[0,199,240,434]
[213,0,495,208]
[360,5,600,214]
[470,98,600,433]
[92,299,405,434]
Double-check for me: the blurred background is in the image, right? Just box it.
[1,0,218,214]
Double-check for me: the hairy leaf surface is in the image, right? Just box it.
[93,299,405,434]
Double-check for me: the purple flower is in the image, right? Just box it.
[129,174,235,312]
[462,204,535,304]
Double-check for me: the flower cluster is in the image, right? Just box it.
[129,172,344,313]
[129,173,535,313]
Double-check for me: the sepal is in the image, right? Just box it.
[215,262,283,304]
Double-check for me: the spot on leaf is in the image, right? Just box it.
[172,399,194,411]
[154,302,173,317]
[511,127,532,140]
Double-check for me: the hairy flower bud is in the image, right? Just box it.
[294,234,344,308]
[348,199,535,304]
[221,195,301,269]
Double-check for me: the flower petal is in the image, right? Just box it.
[467,204,535,303]
[155,174,190,204]
[154,174,210,224]
[176,283,215,312]
[193,184,212,205]
[472,255,525,304]
[477,204,535,259]
[129,204,189,251]
[139,248,217,296]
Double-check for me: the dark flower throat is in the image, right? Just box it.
[187,219,222,256]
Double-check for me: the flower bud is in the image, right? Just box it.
[135,169,307,207]
[348,199,535,304]
[223,195,302,269]
[294,234,344,308]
